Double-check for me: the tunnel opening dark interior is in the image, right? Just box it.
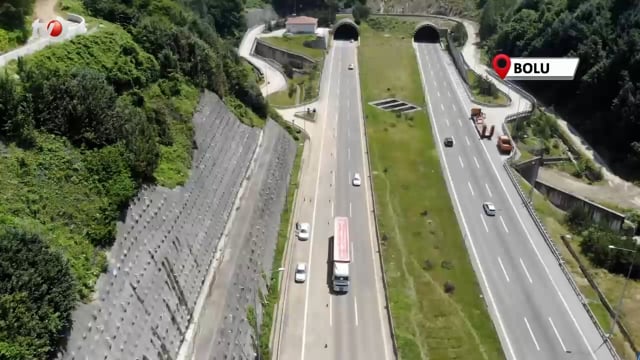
[413,25,440,43]
[333,24,359,41]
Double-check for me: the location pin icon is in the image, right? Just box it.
[492,54,511,80]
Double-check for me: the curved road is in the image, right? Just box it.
[415,41,616,360]
[275,40,394,360]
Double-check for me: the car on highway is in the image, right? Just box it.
[444,136,454,147]
[296,222,310,240]
[352,173,361,186]
[348,63,354,70]
[294,263,307,283]
[482,202,496,216]
[350,39,354,43]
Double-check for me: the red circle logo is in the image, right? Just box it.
[47,20,63,37]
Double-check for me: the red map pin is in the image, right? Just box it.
[47,20,63,37]
[492,53,511,79]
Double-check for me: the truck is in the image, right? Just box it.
[470,108,495,139]
[331,216,351,293]
[497,135,514,154]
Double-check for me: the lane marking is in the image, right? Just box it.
[354,296,359,326]
[447,90,451,97]
[499,216,509,233]
[524,317,540,351]
[437,45,598,359]
[446,118,450,127]
[437,91,440,97]
[440,104,444,111]
[458,156,464,168]
[474,156,480,168]
[351,241,354,263]
[485,183,492,197]
[332,201,334,217]
[348,147,351,160]
[467,181,475,196]
[498,257,510,282]
[353,45,392,355]
[549,317,567,352]
[333,170,336,186]
[480,214,489,232]
[520,258,533,283]
[451,104,456,112]
[414,43,517,360]
[347,128,350,138]
[465,136,470,145]
[300,44,336,360]
[349,202,352,217]
[329,296,333,327]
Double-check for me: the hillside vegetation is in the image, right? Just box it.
[480,0,640,180]
[0,0,32,52]
[0,0,267,358]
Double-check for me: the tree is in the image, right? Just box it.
[352,4,371,23]
[479,0,498,40]
[0,228,76,359]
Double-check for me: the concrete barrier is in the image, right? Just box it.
[253,38,317,70]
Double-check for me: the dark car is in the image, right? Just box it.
[444,137,454,147]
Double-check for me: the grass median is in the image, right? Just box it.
[359,17,504,360]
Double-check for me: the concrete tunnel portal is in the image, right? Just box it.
[333,18,359,41]
[413,22,441,43]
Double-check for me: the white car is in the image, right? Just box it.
[348,63,354,70]
[294,263,307,283]
[483,202,496,216]
[350,39,354,43]
[352,173,361,186]
[296,222,310,240]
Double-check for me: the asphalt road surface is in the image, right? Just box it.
[414,42,616,360]
[276,41,393,360]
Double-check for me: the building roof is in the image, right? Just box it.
[286,16,318,25]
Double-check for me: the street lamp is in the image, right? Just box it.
[607,244,638,337]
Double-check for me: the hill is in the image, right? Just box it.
[0,0,267,357]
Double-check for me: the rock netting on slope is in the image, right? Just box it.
[60,91,260,360]
[209,120,296,359]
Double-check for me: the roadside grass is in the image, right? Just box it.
[515,174,640,360]
[359,18,504,360]
[268,64,322,107]
[261,34,325,61]
[258,122,304,359]
[467,69,509,105]
[268,81,300,107]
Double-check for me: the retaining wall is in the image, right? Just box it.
[253,38,316,70]
[59,91,261,360]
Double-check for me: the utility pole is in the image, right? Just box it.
[607,245,637,337]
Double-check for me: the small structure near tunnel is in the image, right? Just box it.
[333,18,359,41]
[413,21,441,43]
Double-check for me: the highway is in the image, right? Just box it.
[275,40,393,360]
[414,42,616,360]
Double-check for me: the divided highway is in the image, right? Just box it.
[415,42,616,360]
[275,41,393,360]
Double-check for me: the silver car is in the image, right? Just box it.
[482,202,496,216]
[296,222,310,240]
[294,263,307,283]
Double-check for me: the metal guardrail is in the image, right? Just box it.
[501,110,620,359]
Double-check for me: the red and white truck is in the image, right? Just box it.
[470,107,495,139]
[331,217,351,293]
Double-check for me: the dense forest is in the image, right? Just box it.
[479,0,640,179]
[0,0,267,358]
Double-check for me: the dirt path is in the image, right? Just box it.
[34,0,58,21]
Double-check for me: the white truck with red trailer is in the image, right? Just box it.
[332,217,351,293]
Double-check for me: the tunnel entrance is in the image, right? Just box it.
[333,19,359,41]
[413,24,440,43]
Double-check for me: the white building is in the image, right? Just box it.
[285,16,318,34]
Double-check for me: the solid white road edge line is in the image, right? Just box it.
[549,317,568,352]
[500,216,509,233]
[498,257,510,282]
[415,43,517,360]
[437,44,598,360]
[524,317,541,351]
[354,45,392,357]
[300,43,336,360]
[520,258,533,284]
